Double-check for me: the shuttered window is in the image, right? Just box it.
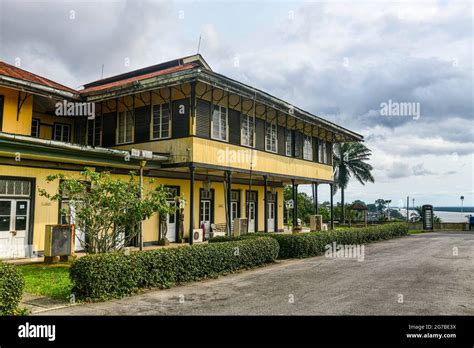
[151,103,170,139]
[211,105,227,141]
[117,110,134,144]
[241,114,254,147]
[285,131,293,156]
[303,135,312,160]
[265,120,277,153]
[318,140,328,164]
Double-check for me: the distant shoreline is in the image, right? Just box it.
[401,207,474,213]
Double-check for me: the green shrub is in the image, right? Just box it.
[70,237,279,300]
[209,223,408,259]
[0,261,25,315]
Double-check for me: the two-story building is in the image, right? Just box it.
[0,54,363,259]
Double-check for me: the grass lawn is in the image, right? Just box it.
[18,263,73,301]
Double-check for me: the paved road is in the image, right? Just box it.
[41,232,474,315]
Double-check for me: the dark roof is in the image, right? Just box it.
[81,54,211,92]
[350,202,368,210]
[0,61,77,93]
[80,63,197,94]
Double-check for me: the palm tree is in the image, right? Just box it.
[333,143,375,223]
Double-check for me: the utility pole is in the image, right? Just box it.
[461,195,465,214]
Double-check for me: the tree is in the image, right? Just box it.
[333,143,375,223]
[283,186,314,225]
[375,199,387,213]
[39,168,176,253]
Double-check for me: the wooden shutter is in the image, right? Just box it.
[228,108,240,145]
[313,136,319,162]
[255,118,265,150]
[294,131,303,158]
[172,99,190,138]
[277,125,285,155]
[326,141,333,165]
[101,112,116,147]
[134,105,151,143]
[196,99,210,138]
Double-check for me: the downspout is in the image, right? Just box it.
[139,160,146,250]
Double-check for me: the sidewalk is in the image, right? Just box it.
[21,293,76,314]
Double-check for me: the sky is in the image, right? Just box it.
[0,0,472,207]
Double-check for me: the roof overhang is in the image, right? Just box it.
[0,132,169,170]
[81,68,363,143]
[0,75,79,100]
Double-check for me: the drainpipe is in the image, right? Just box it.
[139,160,146,250]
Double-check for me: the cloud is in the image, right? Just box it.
[0,0,471,205]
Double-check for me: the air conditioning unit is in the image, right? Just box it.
[44,224,75,262]
[233,218,248,237]
[192,228,204,243]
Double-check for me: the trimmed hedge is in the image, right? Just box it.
[70,237,279,300]
[209,223,408,259]
[0,261,25,315]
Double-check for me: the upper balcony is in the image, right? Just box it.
[0,56,363,183]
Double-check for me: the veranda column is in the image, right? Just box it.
[292,179,296,228]
[226,171,232,236]
[189,165,195,245]
[330,183,334,230]
[263,175,268,233]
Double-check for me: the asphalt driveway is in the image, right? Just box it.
[40,231,474,315]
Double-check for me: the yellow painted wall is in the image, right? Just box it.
[192,138,333,181]
[33,112,74,141]
[0,165,283,251]
[0,164,283,255]
[0,86,33,135]
[115,137,193,164]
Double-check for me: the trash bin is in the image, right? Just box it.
[469,216,474,230]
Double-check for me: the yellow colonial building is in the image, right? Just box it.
[0,54,363,259]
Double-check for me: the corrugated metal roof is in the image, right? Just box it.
[79,63,197,94]
[0,61,77,94]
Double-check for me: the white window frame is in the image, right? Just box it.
[211,105,228,142]
[31,119,40,138]
[303,135,313,160]
[319,140,327,164]
[285,130,293,156]
[240,113,255,147]
[53,123,70,143]
[265,120,278,153]
[151,103,171,140]
[117,110,134,144]
[87,117,102,146]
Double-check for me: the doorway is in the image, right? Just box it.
[0,199,29,259]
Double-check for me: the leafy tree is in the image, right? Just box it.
[375,199,387,213]
[283,186,315,225]
[333,143,375,223]
[39,168,176,253]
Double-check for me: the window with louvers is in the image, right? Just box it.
[255,118,265,150]
[196,99,210,138]
[294,131,303,158]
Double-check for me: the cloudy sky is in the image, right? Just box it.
[0,0,472,207]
